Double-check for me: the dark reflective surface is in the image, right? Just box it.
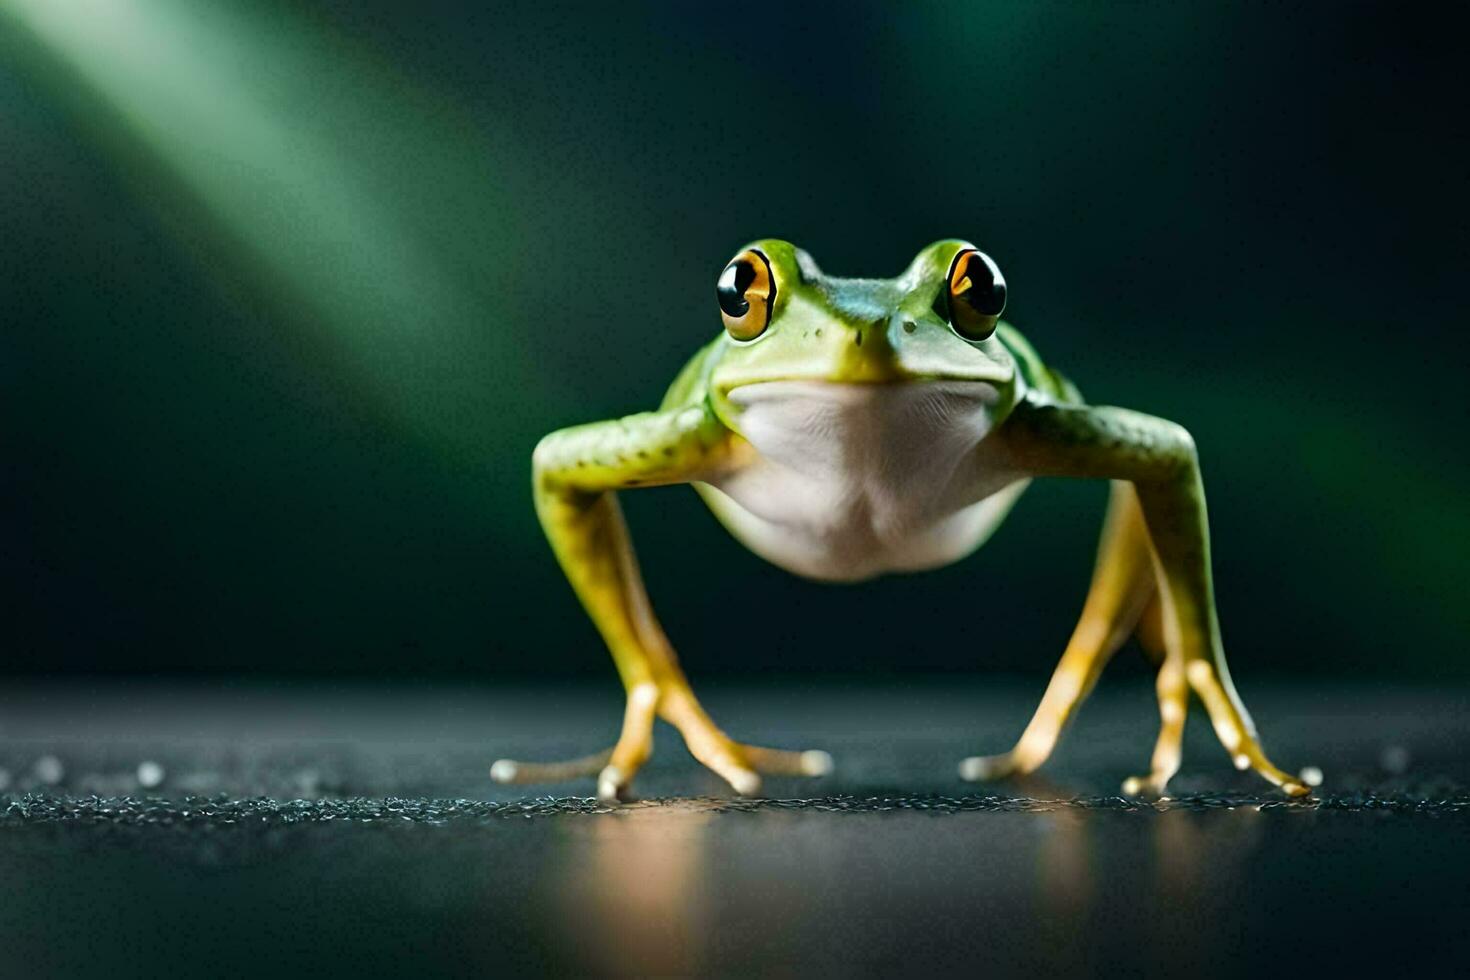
[1,680,1465,976]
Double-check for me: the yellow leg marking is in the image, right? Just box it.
[963,483,1154,782]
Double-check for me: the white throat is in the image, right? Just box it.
[729,379,1001,481]
[704,380,1022,581]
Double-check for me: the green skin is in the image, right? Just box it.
[495,239,1309,803]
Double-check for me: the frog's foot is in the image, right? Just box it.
[492,682,661,803]
[658,684,832,798]
[1184,659,1312,797]
[1112,657,1312,798]
[957,686,1075,782]
[490,682,832,803]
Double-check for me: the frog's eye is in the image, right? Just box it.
[938,248,1006,341]
[717,248,776,341]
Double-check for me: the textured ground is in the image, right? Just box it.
[1,679,1465,977]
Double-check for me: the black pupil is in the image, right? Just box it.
[957,256,1006,316]
[718,260,756,317]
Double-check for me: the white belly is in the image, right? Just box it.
[701,381,1027,582]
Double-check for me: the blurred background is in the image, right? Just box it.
[2,1,1465,682]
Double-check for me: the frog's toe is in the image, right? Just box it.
[744,745,834,777]
[698,742,832,793]
[958,750,1024,782]
[658,685,831,796]
[1120,771,1173,798]
[596,764,638,804]
[1237,750,1315,797]
[1224,753,1313,797]
[1247,755,1314,797]
[1184,659,1316,797]
[488,749,648,803]
[679,732,763,796]
[489,747,616,787]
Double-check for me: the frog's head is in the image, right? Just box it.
[707,239,1018,426]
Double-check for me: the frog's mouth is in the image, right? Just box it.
[716,356,1014,399]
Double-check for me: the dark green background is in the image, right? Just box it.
[2,2,1465,679]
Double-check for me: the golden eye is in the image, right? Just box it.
[941,248,1006,341]
[717,248,776,341]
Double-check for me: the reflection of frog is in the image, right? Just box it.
[494,239,1309,802]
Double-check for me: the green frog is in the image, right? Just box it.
[492,239,1310,802]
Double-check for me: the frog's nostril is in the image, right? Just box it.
[854,328,864,347]
[902,320,917,334]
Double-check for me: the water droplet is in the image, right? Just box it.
[34,755,64,786]
[137,761,165,789]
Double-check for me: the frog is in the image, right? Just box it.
[491,239,1311,803]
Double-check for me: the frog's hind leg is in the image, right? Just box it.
[961,481,1156,782]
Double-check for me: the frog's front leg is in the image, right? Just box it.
[990,397,1311,797]
[490,406,831,802]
